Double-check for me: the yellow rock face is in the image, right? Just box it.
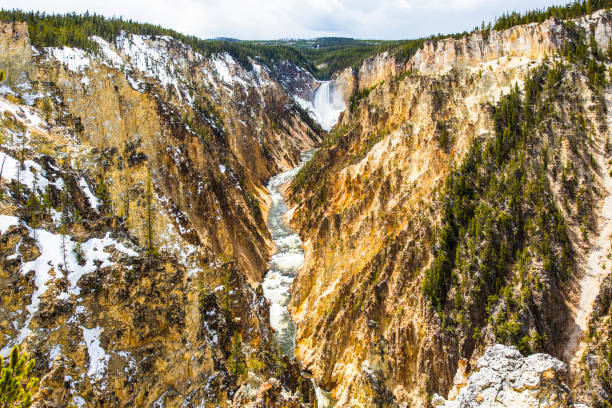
[0,22,320,407]
[288,11,612,407]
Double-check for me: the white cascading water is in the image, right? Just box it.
[262,150,332,407]
[312,81,346,132]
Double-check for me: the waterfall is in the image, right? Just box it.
[312,81,345,131]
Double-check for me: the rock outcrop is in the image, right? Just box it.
[432,345,571,408]
[0,20,30,85]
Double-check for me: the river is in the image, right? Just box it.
[262,150,332,407]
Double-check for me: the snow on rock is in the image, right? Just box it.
[48,345,62,369]
[0,153,65,194]
[0,85,14,95]
[252,62,274,87]
[0,153,57,191]
[433,344,570,408]
[0,96,46,130]
[211,53,248,88]
[0,214,19,234]
[79,177,101,210]
[115,33,183,91]
[90,36,124,68]
[0,225,138,357]
[48,47,91,72]
[82,326,109,380]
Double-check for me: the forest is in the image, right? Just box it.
[2,1,611,79]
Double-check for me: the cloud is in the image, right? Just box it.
[5,0,570,40]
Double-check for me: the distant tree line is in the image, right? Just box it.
[0,9,312,72]
[383,0,612,65]
[2,1,611,79]
[493,0,612,31]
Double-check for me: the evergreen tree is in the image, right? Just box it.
[15,136,26,202]
[0,345,39,408]
[145,173,156,258]
[41,186,52,217]
[228,331,246,378]
[95,172,110,214]
[60,179,70,272]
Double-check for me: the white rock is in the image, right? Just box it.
[436,344,569,408]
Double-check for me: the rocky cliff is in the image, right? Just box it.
[3,7,612,408]
[0,22,322,407]
[288,10,612,407]
[432,345,571,408]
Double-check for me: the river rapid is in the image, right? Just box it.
[262,150,332,407]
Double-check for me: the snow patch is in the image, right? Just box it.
[79,177,101,210]
[91,36,124,68]
[0,226,138,357]
[0,153,57,191]
[82,326,109,380]
[0,97,46,130]
[0,215,19,234]
[48,47,91,72]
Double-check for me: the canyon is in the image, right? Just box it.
[0,4,611,408]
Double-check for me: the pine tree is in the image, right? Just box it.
[25,174,41,236]
[145,173,155,258]
[15,136,26,202]
[228,331,246,378]
[0,345,39,408]
[41,186,52,217]
[60,180,70,272]
[0,131,6,200]
[95,172,110,214]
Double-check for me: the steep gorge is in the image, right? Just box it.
[288,10,612,407]
[0,20,324,407]
[1,5,612,408]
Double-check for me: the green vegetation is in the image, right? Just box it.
[3,0,612,81]
[0,345,39,408]
[0,9,311,72]
[254,37,385,79]
[422,18,609,350]
[227,331,246,378]
[349,83,379,112]
[423,65,572,322]
[493,0,612,31]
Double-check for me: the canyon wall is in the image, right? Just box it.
[0,24,321,407]
[289,10,612,407]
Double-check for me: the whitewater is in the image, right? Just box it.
[262,150,332,407]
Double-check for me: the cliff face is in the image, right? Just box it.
[333,9,612,98]
[0,21,31,85]
[288,11,612,407]
[0,24,320,407]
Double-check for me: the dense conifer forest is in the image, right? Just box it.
[2,1,611,79]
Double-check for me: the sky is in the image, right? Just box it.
[4,0,572,40]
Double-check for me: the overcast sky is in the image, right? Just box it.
[4,0,572,40]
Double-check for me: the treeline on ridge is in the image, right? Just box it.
[0,9,314,73]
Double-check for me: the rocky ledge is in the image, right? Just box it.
[433,344,573,408]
